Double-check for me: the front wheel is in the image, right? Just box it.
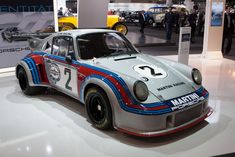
[112,22,128,35]
[18,67,46,95]
[148,18,154,25]
[85,88,112,130]
[59,23,75,31]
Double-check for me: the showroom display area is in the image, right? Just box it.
[0,54,235,157]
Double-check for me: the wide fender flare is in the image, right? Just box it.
[80,77,122,127]
[16,61,35,87]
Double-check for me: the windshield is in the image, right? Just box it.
[77,32,138,60]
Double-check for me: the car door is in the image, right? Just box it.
[44,35,78,98]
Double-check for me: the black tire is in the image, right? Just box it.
[60,23,75,31]
[17,67,46,95]
[112,22,128,35]
[2,33,6,40]
[85,88,112,130]
[148,18,154,25]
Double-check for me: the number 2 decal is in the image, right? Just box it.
[139,66,163,76]
[133,64,167,79]
[64,68,72,91]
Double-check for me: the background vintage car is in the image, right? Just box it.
[58,15,128,35]
[147,5,187,27]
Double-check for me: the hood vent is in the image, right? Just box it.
[114,56,137,61]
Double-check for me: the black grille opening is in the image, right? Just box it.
[175,104,203,127]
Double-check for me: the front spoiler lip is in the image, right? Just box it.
[116,107,213,137]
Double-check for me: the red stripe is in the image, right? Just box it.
[46,56,168,111]
[31,55,49,83]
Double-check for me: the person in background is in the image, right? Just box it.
[138,10,146,33]
[108,10,113,15]
[58,7,63,17]
[188,9,198,43]
[165,7,175,42]
[179,8,187,27]
[174,9,180,34]
[222,5,234,55]
[197,11,205,36]
[64,8,73,16]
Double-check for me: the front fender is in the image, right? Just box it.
[80,76,121,128]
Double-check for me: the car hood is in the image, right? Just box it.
[87,54,195,101]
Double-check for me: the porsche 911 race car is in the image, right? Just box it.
[16,29,212,137]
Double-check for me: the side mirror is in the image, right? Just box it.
[65,55,72,63]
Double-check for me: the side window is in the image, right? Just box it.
[52,36,75,59]
[68,38,76,60]
[42,38,53,53]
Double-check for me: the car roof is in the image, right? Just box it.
[149,6,168,9]
[57,29,118,37]
[149,6,176,9]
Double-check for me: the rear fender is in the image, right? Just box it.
[16,61,35,87]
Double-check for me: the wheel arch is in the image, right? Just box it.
[81,79,120,127]
[16,61,35,87]
[59,22,76,31]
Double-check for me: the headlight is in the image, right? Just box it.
[156,16,161,20]
[133,81,149,102]
[192,68,202,85]
[118,17,125,22]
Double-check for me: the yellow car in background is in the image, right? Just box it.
[58,15,128,35]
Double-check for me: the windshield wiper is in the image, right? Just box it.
[108,49,134,57]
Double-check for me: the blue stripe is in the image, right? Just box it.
[27,58,39,84]
[33,52,47,56]
[23,58,41,84]
[28,58,41,84]
[45,53,208,114]
[23,59,37,84]
[88,74,172,115]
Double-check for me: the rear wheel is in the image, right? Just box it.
[148,18,154,25]
[18,67,46,95]
[112,22,128,35]
[85,88,112,130]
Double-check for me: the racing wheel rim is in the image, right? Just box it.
[115,24,127,35]
[88,94,107,124]
[61,26,73,31]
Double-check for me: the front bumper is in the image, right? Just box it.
[114,100,212,137]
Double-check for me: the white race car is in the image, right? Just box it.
[16,29,212,137]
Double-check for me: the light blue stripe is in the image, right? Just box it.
[28,58,40,84]
[46,53,208,113]
[24,59,37,84]
[88,74,172,115]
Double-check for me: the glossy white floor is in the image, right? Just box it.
[0,55,235,157]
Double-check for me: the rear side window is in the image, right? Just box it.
[52,36,75,58]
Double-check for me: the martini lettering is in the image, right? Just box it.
[170,93,205,111]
